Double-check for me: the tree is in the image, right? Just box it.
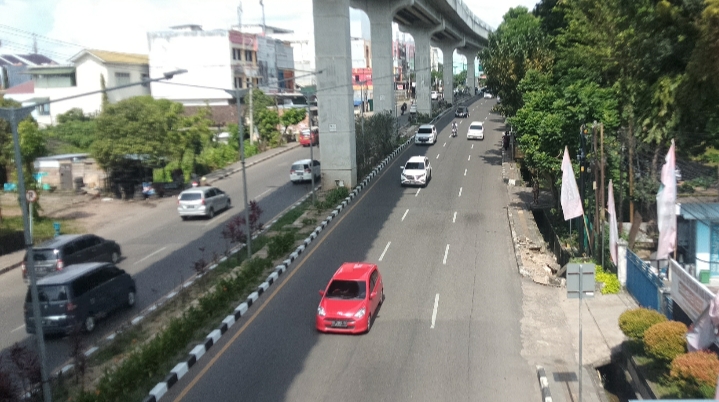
[0,96,21,185]
[92,96,184,189]
[279,108,306,144]
[18,118,47,216]
[453,70,467,89]
[100,74,109,111]
[245,89,279,149]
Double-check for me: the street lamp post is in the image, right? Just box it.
[226,87,252,258]
[0,69,186,402]
[300,87,317,204]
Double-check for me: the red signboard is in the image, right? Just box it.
[229,31,257,50]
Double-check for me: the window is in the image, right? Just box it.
[244,50,254,62]
[232,48,242,61]
[234,76,243,89]
[417,127,433,134]
[115,72,131,86]
[27,285,69,302]
[326,280,366,299]
[141,73,149,87]
[35,103,50,116]
[404,162,425,170]
[370,270,378,291]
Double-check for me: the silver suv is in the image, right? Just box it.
[177,186,231,220]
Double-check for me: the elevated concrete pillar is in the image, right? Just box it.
[313,0,357,188]
[460,49,478,95]
[440,45,454,103]
[364,2,395,114]
[400,26,433,116]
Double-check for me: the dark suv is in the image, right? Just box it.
[24,262,136,334]
[22,234,122,282]
[455,106,469,118]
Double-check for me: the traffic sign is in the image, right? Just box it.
[26,190,37,203]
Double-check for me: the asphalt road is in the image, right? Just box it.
[164,97,540,402]
[0,144,322,371]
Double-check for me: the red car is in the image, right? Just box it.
[316,262,384,334]
[299,127,319,147]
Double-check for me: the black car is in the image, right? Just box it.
[24,262,136,334]
[455,106,469,118]
[22,234,122,282]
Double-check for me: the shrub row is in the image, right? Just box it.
[619,307,719,398]
[71,256,272,402]
[595,265,620,294]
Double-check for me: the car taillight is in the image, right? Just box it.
[66,302,76,312]
[56,259,64,271]
[201,198,205,205]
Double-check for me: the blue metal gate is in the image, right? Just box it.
[626,250,663,311]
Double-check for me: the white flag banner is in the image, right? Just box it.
[607,179,619,266]
[656,140,677,260]
[560,146,583,220]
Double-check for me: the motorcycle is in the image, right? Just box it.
[452,127,457,137]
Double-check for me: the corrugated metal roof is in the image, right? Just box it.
[679,203,719,221]
[73,49,148,65]
[36,153,90,161]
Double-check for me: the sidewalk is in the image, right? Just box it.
[0,142,303,275]
[502,154,637,402]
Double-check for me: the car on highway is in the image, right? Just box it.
[409,103,417,115]
[414,124,437,145]
[431,91,439,100]
[290,159,321,184]
[467,121,485,140]
[455,106,469,118]
[177,186,231,220]
[484,92,493,99]
[401,155,432,187]
[299,127,319,147]
[22,234,122,283]
[316,262,384,334]
[24,262,136,334]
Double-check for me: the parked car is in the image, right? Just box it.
[299,127,319,147]
[431,91,439,100]
[484,92,493,99]
[401,155,432,187]
[177,186,231,220]
[467,121,485,140]
[22,234,122,283]
[455,106,469,118]
[24,262,136,334]
[316,262,384,334]
[409,103,417,115]
[414,124,438,145]
[290,159,321,184]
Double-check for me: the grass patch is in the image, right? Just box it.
[0,216,82,242]
[271,201,310,230]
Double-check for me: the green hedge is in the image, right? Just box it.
[72,257,272,402]
[618,307,667,340]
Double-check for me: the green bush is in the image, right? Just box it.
[670,351,719,398]
[643,321,687,361]
[267,232,295,259]
[618,307,667,340]
[316,187,351,210]
[596,265,621,294]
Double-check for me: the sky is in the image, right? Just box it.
[0,0,539,63]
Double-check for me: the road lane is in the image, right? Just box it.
[0,145,323,371]
[165,97,538,402]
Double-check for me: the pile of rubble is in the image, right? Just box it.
[515,236,565,287]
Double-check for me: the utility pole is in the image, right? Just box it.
[260,0,266,36]
[600,123,605,223]
[578,125,587,256]
[245,85,253,256]
[628,121,635,224]
[592,122,599,253]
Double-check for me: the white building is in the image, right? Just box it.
[147,25,295,105]
[12,49,149,126]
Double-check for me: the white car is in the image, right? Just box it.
[409,103,417,114]
[414,124,438,145]
[431,91,439,100]
[290,159,321,184]
[484,92,493,99]
[467,121,484,140]
[401,156,432,187]
[177,186,231,220]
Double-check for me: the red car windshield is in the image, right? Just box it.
[326,280,366,299]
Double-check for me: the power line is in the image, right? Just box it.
[0,24,87,49]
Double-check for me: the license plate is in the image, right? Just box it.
[331,321,347,328]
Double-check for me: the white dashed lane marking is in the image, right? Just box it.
[379,241,391,261]
[402,209,409,221]
[430,293,440,329]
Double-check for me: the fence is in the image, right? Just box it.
[626,249,671,318]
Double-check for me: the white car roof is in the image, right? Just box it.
[407,156,426,163]
[418,124,434,129]
[293,159,312,164]
[469,121,483,127]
